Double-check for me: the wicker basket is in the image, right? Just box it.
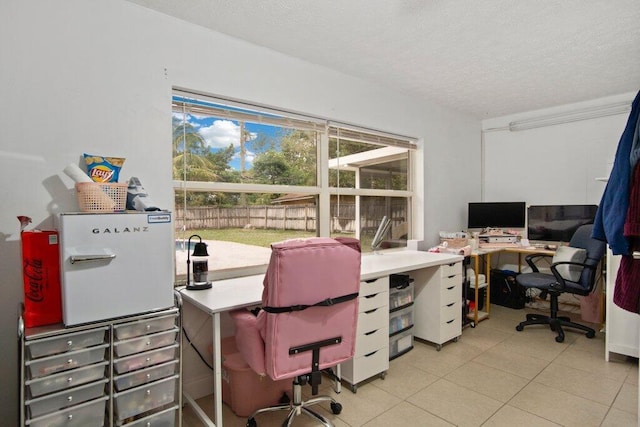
[76,182,127,212]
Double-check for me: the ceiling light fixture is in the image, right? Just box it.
[508,101,631,132]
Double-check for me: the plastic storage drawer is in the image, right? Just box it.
[124,406,178,427]
[26,379,107,418]
[114,344,179,374]
[26,361,108,398]
[26,328,108,359]
[114,314,178,340]
[389,327,414,360]
[389,284,414,310]
[25,396,108,427]
[114,327,179,357]
[389,304,414,335]
[26,344,108,379]
[113,375,179,421]
[114,360,179,391]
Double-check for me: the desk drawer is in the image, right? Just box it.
[342,348,388,384]
[440,283,460,306]
[359,291,388,313]
[441,274,461,290]
[441,262,462,278]
[360,276,389,297]
[357,307,388,335]
[441,301,460,323]
[440,317,461,342]
[26,328,108,359]
[354,327,387,358]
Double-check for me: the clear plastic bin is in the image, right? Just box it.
[113,375,178,421]
[26,344,108,379]
[114,327,178,357]
[26,328,107,359]
[114,360,179,391]
[25,396,108,427]
[123,405,178,426]
[114,314,178,340]
[389,304,414,335]
[389,327,414,359]
[26,361,108,398]
[114,344,178,375]
[389,283,414,310]
[26,379,107,418]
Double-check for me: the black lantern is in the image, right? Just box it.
[186,234,211,290]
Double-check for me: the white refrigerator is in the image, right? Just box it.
[56,211,175,326]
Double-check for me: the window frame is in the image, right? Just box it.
[172,89,417,279]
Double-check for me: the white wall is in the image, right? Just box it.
[0,0,480,421]
[481,93,635,206]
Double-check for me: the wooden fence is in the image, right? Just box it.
[174,203,407,235]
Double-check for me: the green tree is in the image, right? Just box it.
[252,150,291,185]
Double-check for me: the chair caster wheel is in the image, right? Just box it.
[555,335,564,343]
[246,418,257,427]
[331,402,342,414]
[586,331,595,338]
[470,322,476,328]
[515,324,523,331]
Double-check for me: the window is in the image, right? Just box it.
[172,89,416,283]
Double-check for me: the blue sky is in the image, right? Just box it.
[173,98,280,171]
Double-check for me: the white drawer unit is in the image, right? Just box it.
[341,276,389,392]
[20,303,181,427]
[412,261,463,350]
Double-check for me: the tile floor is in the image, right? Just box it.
[182,305,638,426]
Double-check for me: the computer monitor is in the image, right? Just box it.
[527,204,598,242]
[467,202,526,230]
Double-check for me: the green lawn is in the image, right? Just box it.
[179,228,317,248]
[178,228,372,249]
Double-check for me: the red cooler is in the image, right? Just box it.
[21,230,62,327]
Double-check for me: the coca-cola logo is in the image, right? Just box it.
[24,258,45,302]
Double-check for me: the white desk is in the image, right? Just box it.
[178,249,462,426]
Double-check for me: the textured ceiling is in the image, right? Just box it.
[127,0,640,118]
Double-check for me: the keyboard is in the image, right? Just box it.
[478,242,520,249]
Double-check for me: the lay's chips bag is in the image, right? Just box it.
[83,153,125,183]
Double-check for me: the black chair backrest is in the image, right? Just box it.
[568,224,605,291]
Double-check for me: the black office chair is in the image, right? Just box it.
[515,224,605,343]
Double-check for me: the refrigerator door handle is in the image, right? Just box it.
[70,254,116,264]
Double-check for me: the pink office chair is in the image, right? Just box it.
[230,237,361,427]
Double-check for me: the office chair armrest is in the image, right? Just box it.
[524,253,552,272]
[549,261,591,290]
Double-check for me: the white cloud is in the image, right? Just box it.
[198,120,257,149]
[233,148,256,167]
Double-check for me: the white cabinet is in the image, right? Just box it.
[341,276,389,392]
[20,306,181,427]
[412,261,463,350]
[605,249,640,360]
